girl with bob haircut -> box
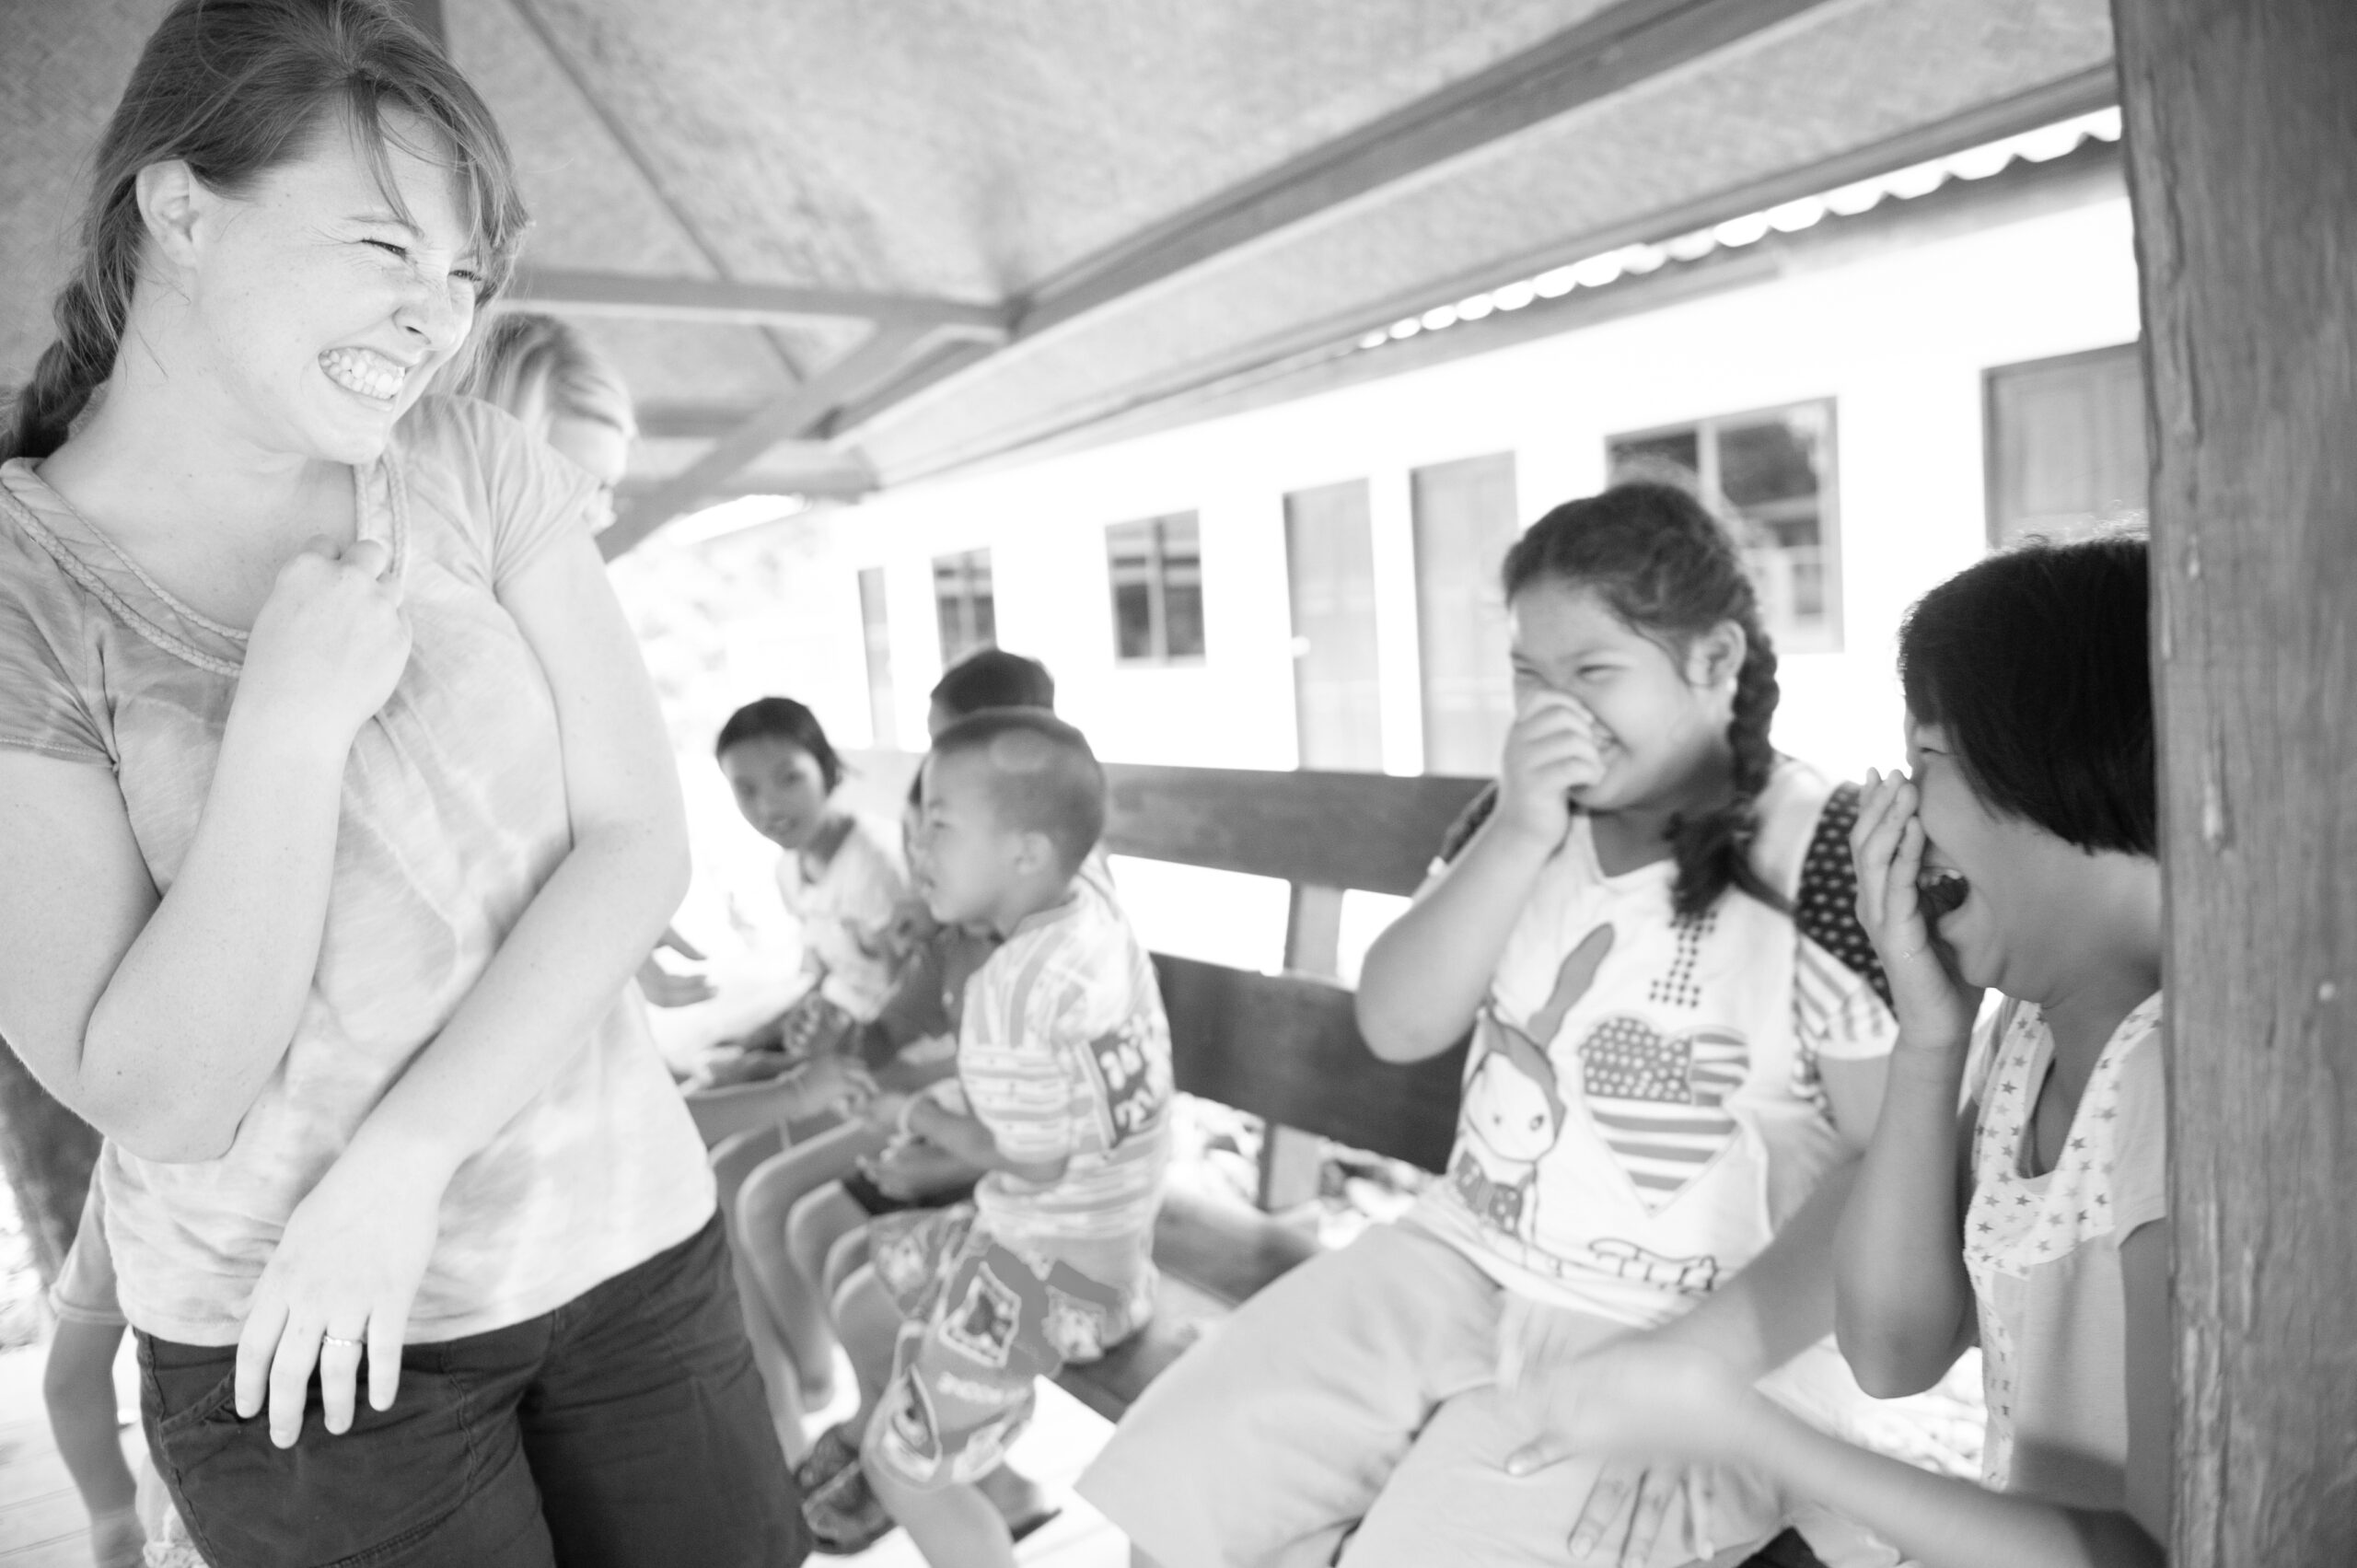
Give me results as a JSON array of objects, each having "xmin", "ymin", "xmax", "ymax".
[
  {"xmin": 1514, "ymin": 533, "xmax": 2168, "ymax": 1568},
  {"xmin": 1084, "ymin": 481, "xmax": 1913, "ymax": 1568},
  {"xmin": 0, "ymin": 2, "xmax": 802, "ymax": 1562}
]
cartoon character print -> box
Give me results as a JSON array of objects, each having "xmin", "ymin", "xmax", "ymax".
[
  {"xmin": 1575, "ymin": 1236, "xmax": 1721, "ymax": 1295},
  {"xmin": 1453, "ymin": 925, "xmax": 1614, "ymax": 1242},
  {"xmin": 939, "ymin": 1263, "xmax": 1025, "ymax": 1369}
]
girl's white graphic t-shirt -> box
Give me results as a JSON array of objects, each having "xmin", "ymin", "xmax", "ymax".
[
  {"xmin": 776, "ymin": 812, "xmax": 909, "ymax": 1021},
  {"xmin": 1411, "ymin": 760, "xmax": 1898, "ymax": 1330}
]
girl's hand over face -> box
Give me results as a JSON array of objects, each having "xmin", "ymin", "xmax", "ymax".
[
  {"xmin": 1851, "ymin": 770, "xmax": 1983, "ymax": 1052},
  {"xmin": 233, "ymin": 1151, "xmax": 443, "ymax": 1449},
  {"xmin": 238, "ymin": 538, "xmax": 412, "ymax": 756},
  {"xmin": 1497, "ymin": 689, "xmax": 1604, "ymax": 849}
]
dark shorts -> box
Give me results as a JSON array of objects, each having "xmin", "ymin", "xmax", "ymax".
[
  {"xmin": 140, "ymin": 1213, "xmax": 808, "ymax": 1568},
  {"xmin": 837, "ymin": 1165, "xmax": 980, "ymax": 1219}
]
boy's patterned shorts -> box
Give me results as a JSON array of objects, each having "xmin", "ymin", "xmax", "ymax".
[{"xmin": 864, "ymin": 1204, "xmax": 1147, "ymax": 1488}]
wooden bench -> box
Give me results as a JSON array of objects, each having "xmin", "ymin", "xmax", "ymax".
[{"xmin": 842, "ymin": 751, "xmax": 1485, "ymax": 1421}]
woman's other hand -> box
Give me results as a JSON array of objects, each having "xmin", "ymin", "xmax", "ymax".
[
  {"xmin": 233, "ymin": 1151, "xmax": 444, "ymax": 1448},
  {"xmin": 1851, "ymin": 769, "xmax": 1983, "ymax": 1051},
  {"xmin": 238, "ymin": 537, "xmax": 412, "ymax": 754}
]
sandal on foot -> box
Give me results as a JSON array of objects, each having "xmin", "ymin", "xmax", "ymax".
[{"xmin": 802, "ymin": 1459, "xmax": 896, "ymax": 1557}]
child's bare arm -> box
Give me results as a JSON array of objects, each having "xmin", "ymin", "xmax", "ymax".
[
  {"xmin": 1835, "ymin": 771, "xmax": 1982, "ymax": 1393},
  {"xmin": 1522, "ymin": 1339, "xmax": 2162, "ymax": 1568},
  {"xmin": 872, "ymin": 1094, "xmax": 1067, "ymax": 1184},
  {"xmin": 1730, "ymin": 1388, "xmax": 2162, "ymax": 1568},
  {"xmin": 1357, "ymin": 691, "xmax": 1600, "ymax": 1063},
  {"xmin": 43, "ymin": 1318, "xmax": 143, "ymax": 1564}
]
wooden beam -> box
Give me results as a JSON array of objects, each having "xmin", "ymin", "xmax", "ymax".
[
  {"xmin": 2111, "ymin": 0, "xmax": 2357, "ymax": 1561},
  {"xmin": 851, "ymin": 66, "xmax": 2119, "ymax": 467},
  {"xmin": 505, "ymin": 269, "xmax": 1009, "ymax": 338},
  {"xmin": 634, "ymin": 405, "xmax": 796, "ymax": 442},
  {"xmin": 1016, "ymin": 0, "xmax": 1838, "ymax": 340},
  {"xmin": 599, "ymin": 321, "xmax": 935, "ymax": 557},
  {"xmin": 837, "ymin": 751, "xmax": 1488, "ymax": 897}
]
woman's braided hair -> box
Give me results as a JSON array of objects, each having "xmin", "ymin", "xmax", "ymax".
[
  {"xmin": 1500, "ymin": 480, "xmax": 1784, "ymax": 920},
  {"xmin": 2, "ymin": 0, "xmax": 526, "ymax": 464}
]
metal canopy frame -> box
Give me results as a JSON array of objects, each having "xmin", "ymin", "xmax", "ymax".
[{"xmin": 449, "ymin": 0, "xmax": 2111, "ymax": 552}]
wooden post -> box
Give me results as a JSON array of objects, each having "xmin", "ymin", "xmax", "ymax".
[
  {"xmin": 0, "ymin": 1040, "xmax": 99, "ymax": 1289},
  {"xmin": 1259, "ymin": 886, "xmax": 1347, "ymax": 1211},
  {"xmin": 2111, "ymin": 2, "xmax": 2357, "ymax": 1560}
]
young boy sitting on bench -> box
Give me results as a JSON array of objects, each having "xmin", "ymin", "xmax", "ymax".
[{"xmin": 800, "ymin": 709, "xmax": 1174, "ymax": 1566}]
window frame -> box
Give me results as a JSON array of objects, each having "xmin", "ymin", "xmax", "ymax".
[
  {"xmin": 1980, "ymin": 341, "xmax": 2147, "ymax": 549},
  {"xmin": 1607, "ymin": 399, "xmax": 1844, "ymax": 656},
  {"xmin": 932, "ymin": 548, "xmax": 996, "ymax": 668},
  {"xmin": 1105, "ymin": 511, "xmax": 1206, "ymax": 667}
]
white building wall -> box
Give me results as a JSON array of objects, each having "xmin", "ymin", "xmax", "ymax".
[{"xmin": 793, "ymin": 191, "xmax": 2141, "ymax": 786}]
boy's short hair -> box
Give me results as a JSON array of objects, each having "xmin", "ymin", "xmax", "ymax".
[
  {"xmin": 932, "ymin": 648, "xmax": 1057, "ymax": 717},
  {"xmin": 1899, "ymin": 532, "xmax": 2154, "ymax": 856},
  {"xmin": 714, "ymin": 696, "xmax": 842, "ymax": 792},
  {"xmin": 929, "ymin": 709, "xmax": 1106, "ymax": 874}
]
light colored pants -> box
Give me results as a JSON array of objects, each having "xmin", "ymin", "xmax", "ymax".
[{"xmin": 1077, "ymin": 1222, "xmax": 1813, "ymax": 1568}]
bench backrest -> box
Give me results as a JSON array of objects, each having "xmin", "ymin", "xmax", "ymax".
[{"xmin": 841, "ymin": 751, "xmax": 1485, "ymax": 1173}]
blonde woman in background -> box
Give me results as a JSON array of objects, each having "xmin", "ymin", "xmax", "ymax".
[
  {"xmin": 461, "ymin": 311, "xmax": 714, "ymax": 1008},
  {"xmin": 459, "ymin": 311, "xmax": 634, "ymax": 527}
]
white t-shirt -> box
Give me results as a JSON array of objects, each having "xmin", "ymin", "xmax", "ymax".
[
  {"xmin": 1411, "ymin": 761, "xmax": 1898, "ymax": 1328},
  {"xmin": 1965, "ymin": 993, "xmax": 2165, "ymax": 1508},
  {"xmin": 774, "ymin": 812, "xmax": 908, "ymax": 1020}
]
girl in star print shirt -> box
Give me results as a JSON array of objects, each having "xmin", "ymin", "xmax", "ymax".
[
  {"xmin": 1521, "ymin": 535, "xmax": 2168, "ymax": 1568},
  {"xmin": 1080, "ymin": 482, "xmax": 1913, "ymax": 1568}
]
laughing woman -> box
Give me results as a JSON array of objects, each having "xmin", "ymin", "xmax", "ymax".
[{"xmin": 0, "ymin": 4, "xmax": 803, "ymax": 1564}]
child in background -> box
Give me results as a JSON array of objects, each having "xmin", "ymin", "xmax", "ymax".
[
  {"xmin": 736, "ymin": 648, "xmax": 1062, "ymax": 1412},
  {"xmin": 682, "ymin": 696, "xmax": 905, "ymax": 1454},
  {"xmin": 695, "ymin": 697, "xmax": 907, "ymax": 1091},
  {"xmin": 1517, "ymin": 535, "xmax": 2167, "ymax": 1568},
  {"xmin": 801, "ymin": 710, "xmax": 1173, "ymax": 1567},
  {"xmin": 42, "ymin": 1182, "xmax": 204, "ymax": 1568},
  {"xmin": 1082, "ymin": 481, "xmax": 1906, "ymax": 1568}
]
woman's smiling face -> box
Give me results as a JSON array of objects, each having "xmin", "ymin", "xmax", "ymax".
[
  {"xmin": 1507, "ymin": 579, "xmax": 1735, "ymax": 815},
  {"xmin": 169, "ymin": 111, "xmax": 482, "ymax": 465}
]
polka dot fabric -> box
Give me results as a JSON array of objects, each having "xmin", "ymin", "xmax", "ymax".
[{"xmin": 1793, "ymin": 783, "xmax": 1890, "ymax": 1008}]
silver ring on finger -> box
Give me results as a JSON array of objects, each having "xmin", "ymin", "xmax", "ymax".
[{"xmin": 321, "ymin": 1333, "xmax": 365, "ymax": 1350}]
